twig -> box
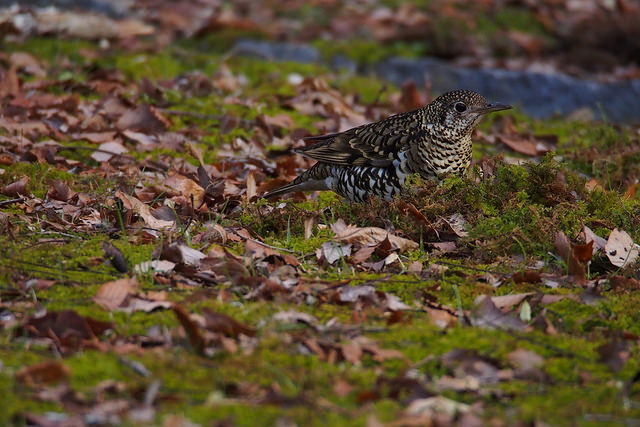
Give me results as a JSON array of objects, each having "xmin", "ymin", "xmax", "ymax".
[
  {"xmin": 61, "ymin": 145, "xmax": 136, "ymax": 161},
  {"xmin": 0, "ymin": 197, "xmax": 24, "ymax": 207}
]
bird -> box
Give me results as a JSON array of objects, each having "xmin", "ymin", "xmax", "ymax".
[{"xmin": 263, "ymin": 90, "xmax": 511, "ymax": 202}]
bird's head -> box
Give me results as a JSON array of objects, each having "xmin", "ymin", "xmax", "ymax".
[{"xmin": 428, "ymin": 90, "xmax": 511, "ymax": 137}]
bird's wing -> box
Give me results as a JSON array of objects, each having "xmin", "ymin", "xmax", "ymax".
[{"xmin": 296, "ymin": 112, "xmax": 424, "ymax": 167}]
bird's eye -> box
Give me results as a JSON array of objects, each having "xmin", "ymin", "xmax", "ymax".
[{"xmin": 454, "ymin": 102, "xmax": 467, "ymax": 113}]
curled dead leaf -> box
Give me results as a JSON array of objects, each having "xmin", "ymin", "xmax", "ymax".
[
  {"xmin": 1, "ymin": 176, "xmax": 29, "ymax": 196},
  {"xmin": 116, "ymin": 190, "xmax": 175, "ymax": 230},
  {"xmin": 331, "ymin": 219, "xmax": 418, "ymax": 253}
]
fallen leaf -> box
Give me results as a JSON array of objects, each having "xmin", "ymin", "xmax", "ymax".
[
  {"xmin": 46, "ymin": 179, "xmax": 75, "ymax": 202},
  {"xmin": 582, "ymin": 225, "xmax": 607, "ymax": 254},
  {"xmin": 116, "ymin": 190, "xmax": 175, "ymax": 230},
  {"xmin": 331, "ymin": 219, "xmax": 418, "ymax": 252},
  {"xmin": 161, "ymin": 242, "xmax": 207, "ymax": 266},
  {"xmin": 118, "ymin": 298, "xmax": 172, "ymax": 314},
  {"xmin": 117, "ymin": 104, "xmax": 170, "ymax": 133},
  {"xmin": 245, "ymin": 170, "xmax": 257, "ymax": 201},
  {"xmin": 498, "ymin": 133, "xmax": 555, "ymax": 156},
  {"xmin": 605, "ymin": 228, "xmax": 639, "ymax": 267},
  {"xmin": 341, "ymin": 342, "xmax": 363, "ymax": 365},
  {"xmin": 1, "ymin": 176, "xmax": 29, "ymax": 196},
  {"xmin": 91, "ymin": 141, "xmax": 128, "ymax": 162},
  {"xmin": 203, "ymin": 308, "xmax": 256, "ymax": 338},
  {"xmin": 94, "ymin": 277, "xmax": 138, "ymax": 311},
  {"xmin": 317, "ymin": 241, "xmax": 352, "ymax": 264},
  {"xmin": 609, "ymin": 275, "xmax": 640, "ymax": 292},
  {"xmin": 485, "ymin": 292, "xmax": 534, "ymax": 310},
  {"xmin": 398, "ymin": 80, "xmax": 425, "ymax": 112},
  {"xmin": 511, "ymin": 270, "xmax": 541, "ymax": 283},
  {"xmin": 507, "ymin": 348, "xmax": 544, "ymax": 369},
  {"xmin": 351, "ymin": 245, "xmax": 376, "ymax": 264},
  {"xmin": 423, "ymin": 304, "xmax": 458, "ymax": 329},
  {"xmin": 303, "ymin": 217, "xmax": 315, "ymax": 240},
  {"xmin": 443, "ymin": 213, "xmax": 469, "ymax": 237},
  {"xmin": 164, "ymin": 175, "xmax": 205, "ymax": 207},
  {"xmin": 554, "ymin": 231, "xmax": 587, "ymax": 284},
  {"xmin": 471, "ymin": 296, "xmax": 529, "ymax": 331},
  {"xmin": 273, "ymin": 310, "xmax": 318, "ymax": 327},
  {"xmin": 172, "ymin": 304, "xmax": 205, "ymax": 354},
  {"xmin": 14, "ymin": 310, "xmax": 113, "ymax": 345},
  {"xmin": 16, "ymin": 361, "xmax": 71, "ymax": 387},
  {"xmin": 134, "ymin": 260, "xmax": 176, "ymax": 274}
]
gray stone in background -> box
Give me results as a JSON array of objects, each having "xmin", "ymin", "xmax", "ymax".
[
  {"xmin": 375, "ymin": 57, "xmax": 640, "ymax": 123},
  {"xmin": 233, "ymin": 40, "xmax": 320, "ymax": 64},
  {"xmin": 0, "ymin": 0, "xmax": 131, "ymax": 17},
  {"xmin": 234, "ymin": 40, "xmax": 640, "ymax": 124}
]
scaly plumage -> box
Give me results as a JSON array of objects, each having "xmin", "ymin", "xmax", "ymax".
[{"xmin": 263, "ymin": 90, "xmax": 511, "ymax": 202}]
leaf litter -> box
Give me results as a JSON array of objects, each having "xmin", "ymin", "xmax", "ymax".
[{"xmin": 0, "ymin": 2, "xmax": 639, "ymax": 425}]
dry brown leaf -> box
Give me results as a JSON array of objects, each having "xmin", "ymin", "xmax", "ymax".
[
  {"xmin": 164, "ymin": 175, "xmax": 205, "ymax": 207},
  {"xmin": 1, "ymin": 176, "xmax": 29, "ymax": 196},
  {"xmin": 10, "ymin": 52, "xmax": 46, "ymax": 77},
  {"xmin": 341, "ymin": 342, "xmax": 363, "ymax": 365},
  {"xmin": 471, "ymin": 296, "xmax": 529, "ymax": 331},
  {"xmin": 16, "ymin": 361, "xmax": 71, "ymax": 387},
  {"xmin": 498, "ymin": 134, "xmax": 554, "ymax": 156},
  {"xmin": 554, "ymin": 231, "xmax": 587, "ymax": 284},
  {"xmin": 424, "ymin": 305, "xmax": 458, "ymax": 329},
  {"xmin": 511, "ymin": 270, "xmax": 541, "ymax": 283},
  {"xmin": 172, "ymin": 304, "xmax": 205, "ymax": 354},
  {"xmin": 331, "ymin": 219, "xmax": 418, "ymax": 252},
  {"xmin": 507, "ymin": 348, "xmax": 544, "ymax": 369},
  {"xmin": 609, "ymin": 275, "xmax": 640, "ymax": 292},
  {"xmin": 47, "ymin": 179, "xmax": 75, "ymax": 202},
  {"xmin": 14, "ymin": 310, "xmax": 113, "ymax": 344},
  {"xmin": 598, "ymin": 340, "xmax": 630, "ymax": 372},
  {"xmin": 351, "ymin": 245, "xmax": 376, "ymax": 264},
  {"xmin": 115, "ymin": 190, "xmax": 175, "ymax": 230},
  {"xmin": 203, "ymin": 308, "xmax": 256, "ymax": 338},
  {"xmin": 94, "ymin": 277, "xmax": 138, "ymax": 311},
  {"xmin": 116, "ymin": 104, "xmax": 170, "ymax": 133},
  {"xmin": 489, "ymin": 293, "xmax": 535, "ymax": 310},
  {"xmin": 245, "ymin": 170, "xmax": 257, "ymax": 201},
  {"xmin": 0, "ymin": 65, "xmax": 19, "ymax": 97},
  {"xmin": 304, "ymin": 217, "xmax": 315, "ymax": 240}
]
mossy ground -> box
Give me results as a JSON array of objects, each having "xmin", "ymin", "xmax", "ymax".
[{"xmin": 0, "ymin": 36, "xmax": 639, "ymax": 427}]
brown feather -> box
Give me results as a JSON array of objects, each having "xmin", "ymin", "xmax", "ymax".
[{"xmin": 296, "ymin": 110, "xmax": 426, "ymax": 168}]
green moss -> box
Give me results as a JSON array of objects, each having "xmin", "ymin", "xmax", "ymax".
[{"xmin": 2, "ymin": 25, "xmax": 640, "ymax": 427}]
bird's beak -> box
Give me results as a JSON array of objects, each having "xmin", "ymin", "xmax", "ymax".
[{"xmin": 474, "ymin": 102, "xmax": 512, "ymax": 115}]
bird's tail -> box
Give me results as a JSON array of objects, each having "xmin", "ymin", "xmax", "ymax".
[
  {"xmin": 262, "ymin": 163, "xmax": 333, "ymax": 200},
  {"xmin": 262, "ymin": 177, "xmax": 329, "ymax": 200}
]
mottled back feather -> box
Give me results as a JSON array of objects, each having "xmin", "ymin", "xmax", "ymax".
[{"xmin": 296, "ymin": 109, "xmax": 426, "ymax": 167}]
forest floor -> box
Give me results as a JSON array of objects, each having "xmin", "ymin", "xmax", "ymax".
[{"xmin": 1, "ymin": 2, "xmax": 640, "ymax": 426}]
